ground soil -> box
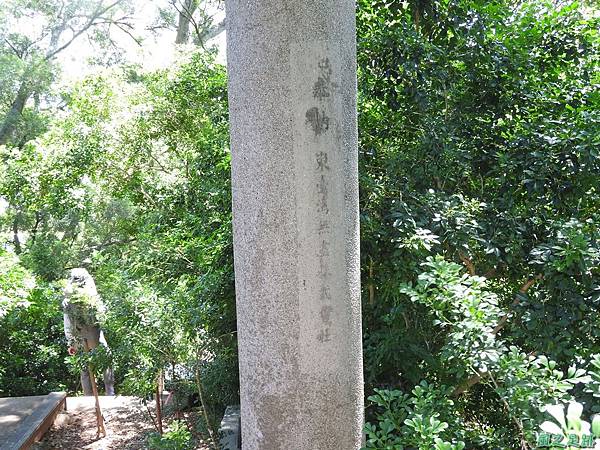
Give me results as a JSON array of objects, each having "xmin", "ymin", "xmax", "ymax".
[{"xmin": 33, "ymin": 396, "xmax": 212, "ymax": 449}]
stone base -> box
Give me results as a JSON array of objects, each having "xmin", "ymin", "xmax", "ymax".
[{"xmin": 219, "ymin": 405, "xmax": 241, "ymax": 450}]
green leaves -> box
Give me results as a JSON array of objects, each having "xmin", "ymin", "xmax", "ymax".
[
  {"xmin": 433, "ymin": 439, "xmax": 465, "ymax": 450},
  {"xmin": 147, "ymin": 420, "xmax": 193, "ymax": 450},
  {"xmin": 399, "ymin": 257, "xmax": 503, "ymax": 379},
  {"xmin": 592, "ymin": 415, "xmax": 600, "ymax": 437},
  {"xmin": 360, "ymin": 1, "xmax": 599, "ymax": 447},
  {"xmin": 364, "ymin": 382, "xmax": 464, "ymax": 450},
  {"xmin": 0, "ymin": 269, "xmax": 68, "ymax": 396},
  {"xmin": 0, "ymin": 249, "xmax": 34, "ymax": 317}
]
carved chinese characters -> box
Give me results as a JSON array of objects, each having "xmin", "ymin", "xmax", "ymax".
[{"xmin": 292, "ymin": 45, "xmax": 348, "ymax": 372}]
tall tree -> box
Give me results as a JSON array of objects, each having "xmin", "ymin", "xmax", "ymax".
[{"xmin": 0, "ymin": 0, "xmax": 135, "ymax": 146}]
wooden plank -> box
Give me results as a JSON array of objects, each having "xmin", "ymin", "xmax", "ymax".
[{"xmin": 0, "ymin": 392, "xmax": 67, "ymax": 450}]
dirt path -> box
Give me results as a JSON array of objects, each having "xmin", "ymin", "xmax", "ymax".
[{"xmin": 33, "ymin": 396, "xmax": 211, "ymax": 449}]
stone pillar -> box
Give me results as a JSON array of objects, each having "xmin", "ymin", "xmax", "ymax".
[{"xmin": 226, "ymin": 1, "xmax": 363, "ymax": 448}]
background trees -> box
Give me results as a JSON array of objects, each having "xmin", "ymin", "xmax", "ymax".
[
  {"xmin": 0, "ymin": 0, "xmax": 598, "ymax": 448},
  {"xmin": 0, "ymin": 0, "xmax": 138, "ymax": 146},
  {"xmin": 0, "ymin": 51, "xmax": 237, "ymax": 427}
]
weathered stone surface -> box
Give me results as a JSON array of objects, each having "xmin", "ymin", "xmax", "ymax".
[{"xmin": 226, "ymin": 1, "xmax": 364, "ymax": 448}]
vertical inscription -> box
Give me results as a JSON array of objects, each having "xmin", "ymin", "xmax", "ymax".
[
  {"xmin": 292, "ymin": 42, "xmax": 345, "ymax": 372},
  {"xmin": 307, "ymin": 56, "xmax": 336, "ymax": 344}
]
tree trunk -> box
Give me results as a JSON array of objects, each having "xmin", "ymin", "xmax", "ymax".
[
  {"xmin": 80, "ymin": 368, "xmax": 94, "ymax": 396},
  {"xmin": 155, "ymin": 379, "xmax": 163, "ymax": 435},
  {"xmin": 226, "ymin": 1, "xmax": 364, "ymax": 448},
  {"xmin": 175, "ymin": 0, "xmax": 197, "ymax": 44},
  {"xmin": 0, "ymin": 82, "xmax": 31, "ymax": 146},
  {"xmin": 12, "ymin": 214, "xmax": 22, "ymax": 255},
  {"xmin": 83, "ymin": 338, "xmax": 106, "ymax": 438},
  {"xmin": 30, "ymin": 211, "xmax": 42, "ymax": 245},
  {"xmin": 63, "ymin": 269, "xmax": 115, "ymax": 396}
]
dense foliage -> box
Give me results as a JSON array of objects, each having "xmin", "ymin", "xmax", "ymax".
[
  {"xmin": 0, "ymin": 250, "xmax": 68, "ymax": 396},
  {"xmin": 0, "ymin": 0, "xmax": 599, "ymax": 448},
  {"xmin": 358, "ymin": 0, "xmax": 599, "ymax": 448}
]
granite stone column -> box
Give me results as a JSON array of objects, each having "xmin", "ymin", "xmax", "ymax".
[{"xmin": 226, "ymin": 1, "xmax": 364, "ymax": 448}]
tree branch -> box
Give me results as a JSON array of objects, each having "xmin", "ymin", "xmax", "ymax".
[
  {"xmin": 44, "ymin": 0, "xmax": 127, "ymax": 60},
  {"xmin": 200, "ymin": 18, "xmax": 225, "ymax": 44},
  {"xmin": 3, "ymin": 38, "xmax": 23, "ymax": 59},
  {"xmin": 459, "ymin": 252, "xmax": 476, "ymax": 276},
  {"xmin": 492, "ymin": 274, "xmax": 543, "ymax": 335}
]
